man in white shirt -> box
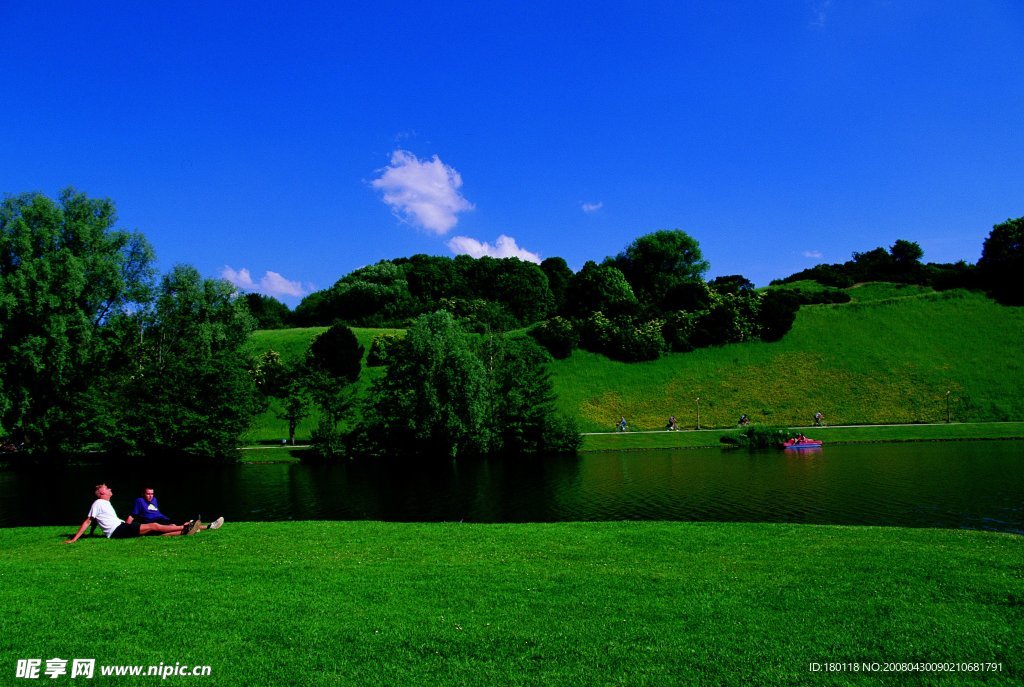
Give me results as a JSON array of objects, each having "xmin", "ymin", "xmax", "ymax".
[{"xmin": 65, "ymin": 484, "xmax": 200, "ymax": 542}]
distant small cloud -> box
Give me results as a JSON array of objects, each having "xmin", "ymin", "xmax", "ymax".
[
  {"xmin": 802, "ymin": 250, "xmax": 824, "ymax": 259},
  {"xmin": 371, "ymin": 149, "xmax": 474, "ymax": 235},
  {"xmin": 808, "ymin": 0, "xmax": 832, "ymax": 28},
  {"xmin": 581, "ymin": 201, "xmax": 603, "ymax": 214},
  {"xmin": 446, "ymin": 235, "xmax": 542, "ymax": 264},
  {"xmin": 221, "ymin": 266, "xmax": 307, "ymax": 299}
]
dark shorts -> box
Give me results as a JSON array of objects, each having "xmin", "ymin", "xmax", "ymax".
[{"xmin": 110, "ymin": 522, "xmax": 142, "ymax": 539}]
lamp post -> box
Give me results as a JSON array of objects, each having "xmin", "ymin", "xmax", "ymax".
[
  {"xmin": 945, "ymin": 390, "xmax": 951, "ymax": 424},
  {"xmin": 695, "ymin": 397, "xmax": 701, "ymax": 430}
]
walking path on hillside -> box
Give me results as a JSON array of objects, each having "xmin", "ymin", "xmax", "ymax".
[{"xmin": 582, "ymin": 421, "xmax": 1022, "ymax": 435}]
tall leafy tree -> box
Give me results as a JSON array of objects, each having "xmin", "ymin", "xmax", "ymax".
[
  {"xmin": 109, "ymin": 265, "xmax": 260, "ymax": 459},
  {"xmin": 305, "ymin": 322, "xmax": 363, "ymax": 455},
  {"xmin": 243, "ymin": 293, "xmax": 292, "ymax": 329},
  {"xmin": 360, "ymin": 311, "xmax": 495, "ymax": 459},
  {"xmin": 490, "ymin": 258, "xmax": 555, "ymax": 325},
  {"xmin": 889, "ymin": 239, "xmax": 924, "ymax": 268},
  {"xmin": 564, "ymin": 261, "xmax": 638, "ymax": 318},
  {"xmin": 481, "ymin": 335, "xmax": 580, "ymax": 455},
  {"xmin": 0, "ymin": 189, "xmax": 154, "ymax": 454},
  {"xmin": 357, "ymin": 312, "xmax": 579, "ymax": 459},
  {"xmin": 609, "ymin": 230, "xmax": 709, "ymax": 313},
  {"xmin": 540, "ymin": 257, "xmax": 573, "ymax": 313},
  {"xmin": 400, "ymin": 254, "xmax": 468, "ymax": 309},
  {"xmin": 978, "ymin": 217, "xmax": 1024, "ymax": 305}
]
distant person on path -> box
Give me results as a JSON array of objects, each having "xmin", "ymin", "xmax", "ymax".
[
  {"xmin": 666, "ymin": 416, "xmax": 678, "ymax": 431},
  {"xmin": 66, "ymin": 484, "xmax": 200, "ymax": 543},
  {"xmin": 618, "ymin": 417, "xmax": 628, "ymax": 432},
  {"xmin": 738, "ymin": 414, "xmax": 750, "ymax": 426},
  {"xmin": 126, "ymin": 487, "xmax": 224, "ymax": 531},
  {"xmin": 814, "ymin": 411, "xmax": 825, "ymax": 427}
]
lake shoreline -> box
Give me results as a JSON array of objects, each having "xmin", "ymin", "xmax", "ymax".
[{"xmin": 2, "ymin": 422, "xmax": 1021, "ymax": 467}]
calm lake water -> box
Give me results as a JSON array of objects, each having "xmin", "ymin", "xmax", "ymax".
[{"xmin": 2, "ymin": 441, "xmax": 1021, "ymax": 533}]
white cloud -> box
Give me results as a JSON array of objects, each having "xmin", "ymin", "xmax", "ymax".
[
  {"xmin": 809, "ymin": 0, "xmax": 832, "ymax": 28},
  {"xmin": 446, "ymin": 235, "xmax": 542, "ymax": 264},
  {"xmin": 802, "ymin": 250, "xmax": 824, "ymax": 259},
  {"xmin": 221, "ymin": 266, "xmax": 307, "ymax": 299},
  {"xmin": 581, "ymin": 201, "xmax": 603, "ymax": 214},
  {"xmin": 371, "ymin": 149, "xmax": 474, "ymax": 234}
]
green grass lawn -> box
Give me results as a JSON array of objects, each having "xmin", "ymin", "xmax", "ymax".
[{"xmin": 2, "ymin": 522, "xmax": 1020, "ymax": 685}]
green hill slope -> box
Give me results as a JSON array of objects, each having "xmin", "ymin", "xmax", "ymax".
[
  {"xmin": 243, "ymin": 287, "xmax": 1024, "ymax": 441},
  {"xmin": 554, "ymin": 288, "xmax": 1024, "ymax": 431}
]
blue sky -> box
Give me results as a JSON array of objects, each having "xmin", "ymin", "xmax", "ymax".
[{"xmin": 2, "ymin": 1, "xmax": 1022, "ymax": 304}]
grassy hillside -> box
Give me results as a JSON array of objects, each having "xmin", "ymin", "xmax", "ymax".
[
  {"xmin": 554, "ymin": 288, "xmax": 1024, "ymax": 432},
  {"xmin": 242, "ymin": 286, "xmax": 1024, "ymax": 441},
  {"xmin": 4, "ymin": 522, "xmax": 1020, "ymax": 685}
]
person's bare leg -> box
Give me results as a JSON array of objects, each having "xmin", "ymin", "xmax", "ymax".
[{"xmin": 139, "ymin": 522, "xmax": 187, "ymax": 536}]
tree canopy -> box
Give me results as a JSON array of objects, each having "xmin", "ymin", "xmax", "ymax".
[
  {"xmin": 0, "ymin": 189, "xmax": 155, "ymax": 454},
  {"xmin": 243, "ymin": 293, "xmax": 293, "ymax": 329},
  {"xmin": 609, "ymin": 229, "xmax": 709, "ymax": 313},
  {"xmin": 106, "ymin": 265, "xmax": 260, "ymax": 459},
  {"xmin": 978, "ymin": 217, "xmax": 1024, "ymax": 305},
  {"xmin": 0, "ymin": 190, "xmax": 263, "ymax": 460},
  {"xmin": 354, "ymin": 312, "xmax": 579, "ymax": 459}
]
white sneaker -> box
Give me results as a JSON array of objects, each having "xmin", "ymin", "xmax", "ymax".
[{"xmin": 209, "ymin": 517, "xmax": 225, "ymax": 530}]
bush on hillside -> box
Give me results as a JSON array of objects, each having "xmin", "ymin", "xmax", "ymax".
[
  {"xmin": 616, "ymin": 319, "xmax": 666, "ymax": 361},
  {"xmin": 439, "ymin": 297, "xmax": 517, "ymax": 333},
  {"xmin": 366, "ymin": 334, "xmax": 399, "ymax": 367},
  {"xmin": 688, "ymin": 293, "xmax": 761, "ymax": 347},
  {"xmin": 722, "ymin": 426, "xmax": 794, "ymax": 449},
  {"xmin": 661, "ymin": 310, "xmax": 697, "ymax": 352},
  {"xmin": 529, "ymin": 316, "xmax": 578, "ymax": 359},
  {"xmin": 758, "ymin": 290, "xmax": 800, "ymax": 342},
  {"xmin": 578, "ymin": 312, "xmax": 665, "ymax": 362}
]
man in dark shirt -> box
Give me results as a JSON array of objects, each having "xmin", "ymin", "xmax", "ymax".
[
  {"xmin": 126, "ymin": 487, "xmax": 224, "ymax": 530},
  {"xmin": 128, "ymin": 487, "xmax": 173, "ymax": 525}
]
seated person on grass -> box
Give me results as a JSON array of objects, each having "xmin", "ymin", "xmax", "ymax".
[
  {"xmin": 126, "ymin": 487, "xmax": 224, "ymax": 530},
  {"xmin": 65, "ymin": 484, "xmax": 201, "ymax": 543},
  {"xmin": 128, "ymin": 486, "xmax": 173, "ymax": 525}
]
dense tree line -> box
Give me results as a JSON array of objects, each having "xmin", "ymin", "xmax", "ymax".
[
  {"xmin": 771, "ymin": 239, "xmax": 969, "ymax": 290},
  {"xmin": 525, "ymin": 230, "xmax": 806, "ymax": 361},
  {"xmin": 769, "ymin": 223, "xmax": 1023, "ymax": 306},
  {"xmin": 286, "ymin": 229, "xmax": 808, "ymax": 363},
  {"xmin": 1, "ymin": 190, "xmax": 259, "ymax": 460},
  {"xmin": 290, "ymin": 254, "xmax": 555, "ymax": 331},
  {"xmin": 281, "ymin": 223, "xmax": 1024, "ymax": 365}
]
